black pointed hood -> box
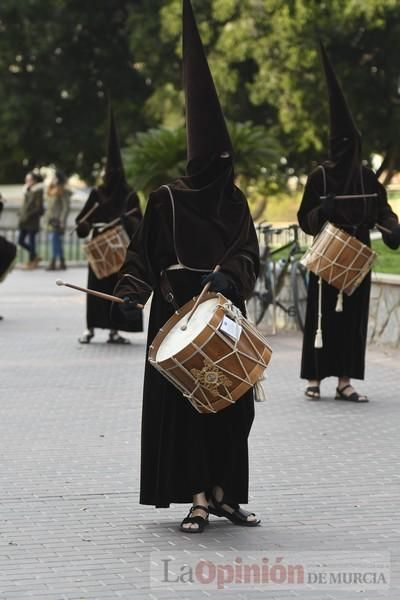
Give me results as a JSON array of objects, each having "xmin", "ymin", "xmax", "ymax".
[
  {"xmin": 103, "ymin": 105, "xmax": 126, "ymax": 191},
  {"xmin": 144, "ymin": 0, "xmax": 257, "ymax": 273},
  {"xmin": 319, "ymin": 41, "xmax": 362, "ymax": 192},
  {"xmin": 183, "ymin": 0, "xmax": 232, "ymax": 170},
  {"xmin": 319, "ymin": 41, "xmax": 360, "ymax": 141}
]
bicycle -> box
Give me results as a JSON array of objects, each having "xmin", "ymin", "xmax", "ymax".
[{"xmin": 247, "ymin": 223, "xmax": 309, "ymax": 331}]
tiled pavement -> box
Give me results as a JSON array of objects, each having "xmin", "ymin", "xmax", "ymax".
[{"xmin": 0, "ymin": 267, "xmax": 399, "ymax": 600}]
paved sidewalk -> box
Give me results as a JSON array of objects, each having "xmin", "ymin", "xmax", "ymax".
[{"xmin": 0, "ymin": 267, "xmax": 399, "ymax": 600}]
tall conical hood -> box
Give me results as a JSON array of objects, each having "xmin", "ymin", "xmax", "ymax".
[
  {"xmin": 104, "ymin": 105, "xmax": 126, "ymax": 189},
  {"xmin": 319, "ymin": 41, "xmax": 362, "ymax": 192},
  {"xmin": 183, "ymin": 0, "xmax": 232, "ymax": 166},
  {"xmin": 319, "ymin": 41, "xmax": 361, "ymax": 144}
]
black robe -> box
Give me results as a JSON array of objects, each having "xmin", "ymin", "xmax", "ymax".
[
  {"xmin": 0, "ymin": 200, "xmax": 17, "ymax": 280},
  {"xmin": 76, "ymin": 186, "xmax": 143, "ymax": 331},
  {"xmin": 112, "ymin": 176, "xmax": 259, "ymax": 508},
  {"xmin": 298, "ymin": 164, "xmax": 398, "ymax": 380}
]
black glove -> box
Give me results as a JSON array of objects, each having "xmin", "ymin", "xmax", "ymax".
[
  {"xmin": 76, "ymin": 221, "xmax": 91, "ymax": 238},
  {"xmin": 200, "ymin": 271, "xmax": 233, "ymax": 294},
  {"xmin": 321, "ymin": 193, "xmax": 336, "ymax": 221},
  {"xmin": 118, "ymin": 296, "xmax": 142, "ymax": 322},
  {"xmin": 385, "ymin": 225, "xmax": 400, "ymax": 250}
]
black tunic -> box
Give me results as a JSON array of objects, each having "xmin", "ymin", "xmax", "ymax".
[
  {"xmin": 112, "ymin": 178, "xmax": 259, "ymax": 508},
  {"xmin": 298, "ymin": 164, "xmax": 398, "ymax": 380},
  {"xmin": 76, "ymin": 187, "xmax": 143, "ymax": 331}
]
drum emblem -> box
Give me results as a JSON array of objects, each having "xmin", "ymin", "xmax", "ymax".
[{"xmin": 191, "ymin": 358, "xmax": 232, "ymax": 397}]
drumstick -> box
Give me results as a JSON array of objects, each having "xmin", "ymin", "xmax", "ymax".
[
  {"xmin": 55, "ymin": 279, "xmax": 144, "ymax": 308},
  {"xmin": 69, "ymin": 202, "xmax": 100, "ymax": 235},
  {"xmin": 320, "ymin": 193, "xmax": 378, "ymax": 200},
  {"xmin": 180, "ymin": 265, "xmax": 221, "ymax": 331},
  {"xmin": 98, "ymin": 207, "xmax": 139, "ymax": 233},
  {"xmin": 375, "ymin": 223, "xmax": 393, "ymax": 235}
]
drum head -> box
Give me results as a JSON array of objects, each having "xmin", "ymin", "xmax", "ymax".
[{"xmin": 156, "ymin": 297, "xmax": 219, "ymax": 362}]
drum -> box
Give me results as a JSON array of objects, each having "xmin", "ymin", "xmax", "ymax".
[
  {"xmin": 148, "ymin": 293, "xmax": 273, "ymax": 414},
  {"xmin": 300, "ymin": 222, "xmax": 376, "ymax": 295},
  {"xmin": 84, "ymin": 225, "xmax": 130, "ymax": 279}
]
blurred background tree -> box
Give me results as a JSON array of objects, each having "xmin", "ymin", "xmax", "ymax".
[
  {"xmin": 0, "ymin": 0, "xmax": 149, "ymax": 182},
  {"xmin": 0, "ymin": 0, "xmax": 400, "ymax": 199},
  {"xmin": 127, "ymin": 0, "xmax": 400, "ymax": 186}
]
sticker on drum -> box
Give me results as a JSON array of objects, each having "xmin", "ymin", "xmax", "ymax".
[{"xmin": 219, "ymin": 315, "xmax": 242, "ymax": 341}]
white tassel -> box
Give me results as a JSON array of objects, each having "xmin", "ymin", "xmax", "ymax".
[
  {"xmin": 254, "ymin": 379, "xmax": 267, "ymax": 402},
  {"xmin": 314, "ymin": 329, "xmax": 323, "ymax": 348},
  {"xmin": 314, "ymin": 276, "xmax": 323, "ymax": 349},
  {"xmin": 335, "ymin": 291, "xmax": 343, "ymax": 312}
]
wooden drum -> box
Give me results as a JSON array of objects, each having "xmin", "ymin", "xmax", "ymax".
[
  {"xmin": 148, "ymin": 293, "xmax": 273, "ymax": 414},
  {"xmin": 301, "ymin": 222, "xmax": 376, "ymax": 295},
  {"xmin": 84, "ymin": 225, "xmax": 130, "ymax": 280}
]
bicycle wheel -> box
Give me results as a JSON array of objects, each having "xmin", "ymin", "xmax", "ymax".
[
  {"xmin": 247, "ymin": 274, "xmax": 272, "ymax": 326},
  {"xmin": 291, "ymin": 260, "xmax": 309, "ymax": 332}
]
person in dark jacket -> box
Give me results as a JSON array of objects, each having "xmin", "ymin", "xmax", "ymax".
[
  {"xmin": 18, "ymin": 172, "xmax": 44, "ymax": 269},
  {"xmin": 76, "ymin": 107, "xmax": 143, "ymax": 344},
  {"xmin": 111, "ymin": 0, "xmax": 260, "ymax": 533},
  {"xmin": 298, "ymin": 42, "xmax": 400, "ymax": 402},
  {"xmin": 45, "ymin": 170, "xmax": 71, "ymax": 271}
]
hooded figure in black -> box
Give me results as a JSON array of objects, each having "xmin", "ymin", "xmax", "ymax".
[
  {"xmin": 111, "ymin": 0, "xmax": 260, "ymax": 531},
  {"xmin": 76, "ymin": 107, "xmax": 143, "ymax": 344},
  {"xmin": 298, "ymin": 42, "xmax": 400, "ymax": 401}
]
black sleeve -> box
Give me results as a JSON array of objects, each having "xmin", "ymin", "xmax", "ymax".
[
  {"xmin": 113, "ymin": 195, "xmax": 156, "ymax": 306},
  {"xmin": 75, "ymin": 190, "xmax": 99, "ymax": 237},
  {"xmin": 121, "ymin": 191, "xmax": 142, "ymax": 239},
  {"xmin": 220, "ymin": 218, "xmax": 260, "ymax": 300},
  {"xmin": 297, "ymin": 169, "xmax": 329, "ymax": 236},
  {"xmin": 375, "ymin": 181, "xmax": 400, "ymax": 249}
]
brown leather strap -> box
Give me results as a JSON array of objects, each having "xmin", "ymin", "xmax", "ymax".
[{"xmin": 159, "ymin": 270, "xmax": 179, "ymax": 310}]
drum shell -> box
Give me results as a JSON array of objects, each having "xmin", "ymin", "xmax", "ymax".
[
  {"xmin": 301, "ymin": 223, "xmax": 376, "ymax": 295},
  {"xmin": 84, "ymin": 225, "xmax": 130, "ymax": 280},
  {"xmin": 148, "ymin": 293, "xmax": 272, "ymax": 414}
]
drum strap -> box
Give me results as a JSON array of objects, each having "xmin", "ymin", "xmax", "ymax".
[{"xmin": 159, "ymin": 269, "xmax": 179, "ymax": 310}]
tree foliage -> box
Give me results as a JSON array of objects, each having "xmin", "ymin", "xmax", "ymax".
[
  {"xmin": 1, "ymin": 0, "xmax": 400, "ymax": 186},
  {"xmin": 0, "ymin": 0, "xmax": 150, "ymax": 182},
  {"xmin": 123, "ymin": 120, "xmax": 281, "ymax": 196},
  {"xmin": 128, "ymin": 0, "xmax": 400, "ymax": 179}
]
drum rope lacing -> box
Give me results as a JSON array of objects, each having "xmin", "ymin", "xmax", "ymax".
[
  {"xmin": 182, "ymin": 299, "xmax": 270, "ymax": 413},
  {"xmin": 149, "ymin": 296, "xmax": 271, "ymax": 414}
]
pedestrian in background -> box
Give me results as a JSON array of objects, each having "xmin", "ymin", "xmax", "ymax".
[
  {"xmin": 18, "ymin": 171, "xmax": 44, "ymax": 270},
  {"xmin": 45, "ymin": 171, "xmax": 71, "ymax": 270}
]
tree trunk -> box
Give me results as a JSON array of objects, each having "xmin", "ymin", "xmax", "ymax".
[{"xmin": 251, "ymin": 197, "xmax": 267, "ymax": 221}]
